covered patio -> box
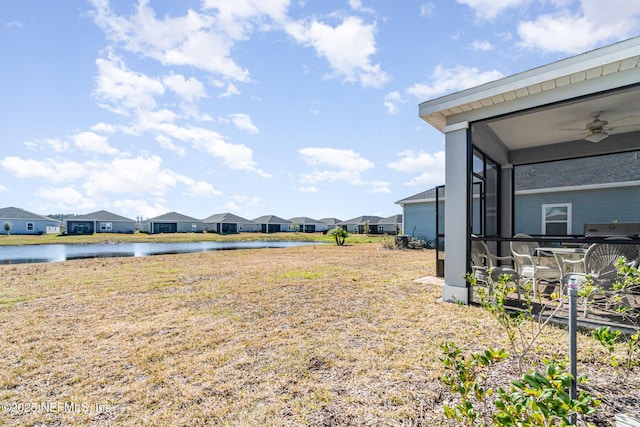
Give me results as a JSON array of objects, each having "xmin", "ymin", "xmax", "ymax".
[{"xmin": 418, "ymin": 37, "xmax": 640, "ymax": 328}]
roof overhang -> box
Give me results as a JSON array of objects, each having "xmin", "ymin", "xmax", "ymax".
[{"xmin": 419, "ymin": 37, "xmax": 640, "ymax": 161}]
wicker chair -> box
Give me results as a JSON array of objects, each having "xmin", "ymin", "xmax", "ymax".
[
  {"xmin": 564, "ymin": 241, "xmax": 639, "ymax": 286},
  {"xmin": 510, "ymin": 233, "xmax": 561, "ymax": 297},
  {"xmin": 470, "ymin": 237, "xmax": 518, "ymax": 284}
]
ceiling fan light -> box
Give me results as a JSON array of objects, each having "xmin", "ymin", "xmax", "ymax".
[{"xmin": 585, "ymin": 131, "xmax": 608, "ymax": 143}]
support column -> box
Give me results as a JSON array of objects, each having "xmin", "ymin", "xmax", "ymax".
[{"xmin": 443, "ymin": 123, "xmax": 469, "ymax": 303}]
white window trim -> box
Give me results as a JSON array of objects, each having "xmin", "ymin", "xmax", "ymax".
[
  {"xmin": 541, "ymin": 203, "xmax": 572, "ymax": 235},
  {"xmin": 26, "ymin": 222, "xmax": 34, "ymax": 231}
]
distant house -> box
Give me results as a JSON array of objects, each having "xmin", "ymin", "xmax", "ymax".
[
  {"xmin": 318, "ymin": 217, "xmax": 343, "ymax": 231},
  {"xmin": 202, "ymin": 213, "xmax": 255, "ymax": 234},
  {"xmin": 0, "ymin": 207, "xmax": 61, "ymax": 235},
  {"xmin": 65, "ymin": 210, "xmax": 136, "ymax": 235},
  {"xmin": 288, "ymin": 217, "xmax": 326, "ymax": 233},
  {"xmin": 396, "ymin": 151, "xmax": 640, "ymax": 241},
  {"xmin": 338, "ymin": 216, "xmax": 383, "ymax": 234},
  {"xmin": 252, "ymin": 215, "xmax": 292, "ymax": 233},
  {"xmin": 376, "ymin": 214, "xmax": 403, "ymax": 235},
  {"xmin": 141, "ymin": 212, "xmax": 204, "ymax": 234}
]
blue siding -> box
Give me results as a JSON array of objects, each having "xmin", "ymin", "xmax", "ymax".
[
  {"xmin": 403, "ymin": 202, "xmax": 440, "ymax": 241},
  {"xmin": 97, "ymin": 221, "xmax": 135, "ymax": 233},
  {"xmin": 515, "ymin": 186, "xmax": 640, "ymax": 235},
  {"xmin": 3, "ymin": 219, "xmax": 60, "ymax": 235}
]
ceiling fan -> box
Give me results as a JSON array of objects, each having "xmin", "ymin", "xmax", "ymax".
[
  {"xmin": 566, "ymin": 111, "xmax": 639, "ymax": 143},
  {"xmin": 582, "ymin": 111, "xmax": 611, "ymax": 143}
]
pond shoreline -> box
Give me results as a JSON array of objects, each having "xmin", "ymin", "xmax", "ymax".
[{"xmin": 0, "ymin": 240, "xmax": 326, "ymax": 265}]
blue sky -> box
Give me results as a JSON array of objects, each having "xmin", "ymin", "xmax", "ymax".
[{"xmin": 2, "ymin": 1, "xmax": 639, "ymax": 221}]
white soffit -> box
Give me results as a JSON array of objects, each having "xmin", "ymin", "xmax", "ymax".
[{"xmin": 419, "ymin": 37, "xmax": 640, "ymax": 132}]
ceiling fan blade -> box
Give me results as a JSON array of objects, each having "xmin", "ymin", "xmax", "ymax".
[
  {"xmin": 558, "ymin": 127, "xmax": 587, "ymax": 132},
  {"xmin": 603, "ymin": 114, "xmax": 640, "ymax": 129}
]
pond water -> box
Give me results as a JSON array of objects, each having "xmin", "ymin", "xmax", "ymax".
[{"xmin": 0, "ymin": 241, "xmax": 321, "ymax": 265}]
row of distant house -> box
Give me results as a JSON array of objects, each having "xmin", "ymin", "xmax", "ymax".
[{"xmin": 0, "ymin": 207, "xmax": 402, "ymax": 236}]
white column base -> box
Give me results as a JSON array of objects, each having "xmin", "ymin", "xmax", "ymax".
[{"xmin": 442, "ymin": 283, "xmax": 469, "ymax": 304}]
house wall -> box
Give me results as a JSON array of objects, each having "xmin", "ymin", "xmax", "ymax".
[
  {"xmin": 176, "ymin": 222, "xmax": 204, "ymax": 233},
  {"xmin": 403, "ymin": 202, "xmax": 438, "ymax": 241},
  {"xmin": 239, "ymin": 222, "xmax": 257, "ymax": 232},
  {"xmin": 96, "ymin": 221, "xmax": 135, "ymax": 234},
  {"xmin": 2, "ymin": 219, "xmax": 60, "ymax": 235},
  {"xmin": 140, "ymin": 221, "xmax": 152, "ymax": 233},
  {"xmin": 202, "ymin": 223, "xmax": 220, "ymax": 233},
  {"xmin": 515, "ymin": 185, "xmax": 640, "ymax": 235}
]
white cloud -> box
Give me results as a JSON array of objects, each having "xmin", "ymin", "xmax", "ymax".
[
  {"xmin": 91, "ymin": 122, "xmax": 117, "ymax": 133},
  {"xmin": 0, "ymin": 157, "xmax": 87, "ymax": 183},
  {"xmin": 0, "ymin": 184, "xmax": 7, "ymax": 192},
  {"xmin": 177, "ymin": 177, "xmax": 223, "ymax": 197},
  {"xmin": 228, "ymin": 113, "xmax": 259, "ymax": 134},
  {"xmin": 150, "ymin": 123, "xmax": 270, "ymax": 176},
  {"xmin": 369, "ymin": 181, "xmax": 391, "ymax": 193},
  {"xmin": 90, "ymin": 0, "xmax": 251, "ymax": 81},
  {"xmin": 218, "ymin": 83, "xmax": 241, "ymax": 98},
  {"xmin": 225, "ymin": 194, "xmax": 264, "ymax": 212},
  {"xmin": 202, "ymin": 0, "xmax": 290, "ymax": 34},
  {"xmin": 348, "ymin": 0, "xmax": 375, "ymax": 14},
  {"xmin": 155, "ymin": 134, "xmax": 186, "ymax": 156},
  {"xmin": 298, "ymin": 147, "xmax": 374, "ymax": 185},
  {"xmin": 285, "ymin": 16, "xmax": 389, "ymax": 88},
  {"xmin": 162, "ymin": 73, "xmax": 207, "ymax": 102},
  {"xmin": 113, "ymin": 198, "xmax": 168, "ymax": 219},
  {"xmin": 420, "ymin": 3, "xmax": 435, "ymax": 17},
  {"xmin": 7, "ymin": 20, "xmax": 23, "ymax": 29},
  {"xmin": 24, "ymin": 138, "xmax": 70, "ymax": 153},
  {"xmin": 35, "ymin": 186, "xmax": 96, "ymax": 211},
  {"xmin": 388, "ymin": 150, "xmax": 445, "ymax": 188},
  {"xmin": 1, "ymin": 154, "xmax": 224, "ymax": 205},
  {"xmin": 406, "ymin": 65, "xmax": 503, "ymax": 99},
  {"xmin": 82, "ymin": 155, "xmax": 178, "ymax": 197},
  {"xmin": 384, "ymin": 91, "xmax": 405, "ymax": 115},
  {"xmin": 297, "ymin": 186, "xmax": 318, "ymax": 193},
  {"xmin": 456, "ymin": 0, "xmax": 527, "ymax": 21},
  {"xmin": 72, "ymin": 131, "xmax": 119, "ymax": 155},
  {"xmin": 224, "ymin": 201, "xmax": 240, "ymax": 211},
  {"xmin": 517, "ymin": 1, "xmax": 640, "ymax": 54},
  {"xmin": 94, "ymin": 52, "xmax": 165, "ymax": 115},
  {"xmin": 471, "ymin": 40, "xmax": 493, "ymax": 51},
  {"xmin": 231, "ymin": 194, "xmax": 263, "ymax": 205}
]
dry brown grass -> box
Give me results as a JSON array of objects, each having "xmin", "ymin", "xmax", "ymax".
[{"xmin": 0, "ymin": 243, "xmax": 637, "ymax": 426}]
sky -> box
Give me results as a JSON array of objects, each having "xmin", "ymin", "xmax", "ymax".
[{"xmin": 2, "ymin": 1, "xmax": 640, "ymax": 222}]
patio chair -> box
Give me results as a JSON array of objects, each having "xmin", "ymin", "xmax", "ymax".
[
  {"xmin": 510, "ymin": 233, "xmax": 561, "ymax": 297},
  {"xmin": 562, "ymin": 240, "xmax": 639, "ymax": 317},
  {"xmin": 563, "ymin": 240, "xmax": 639, "ymax": 287},
  {"xmin": 470, "ymin": 236, "xmax": 518, "ymax": 284}
]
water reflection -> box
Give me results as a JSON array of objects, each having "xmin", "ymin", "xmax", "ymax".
[{"xmin": 0, "ymin": 241, "xmax": 320, "ymax": 265}]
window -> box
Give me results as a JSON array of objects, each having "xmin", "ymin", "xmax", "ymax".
[
  {"xmin": 542, "ymin": 203, "xmax": 571, "ymax": 235},
  {"xmin": 26, "ymin": 222, "xmax": 34, "ymax": 231},
  {"xmin": 100, "ymin": 222, "xmax": 113, "ymax": 231},
  {"xmin": 192, "ymin": 223, "xmax": 197, "ymax": 231}
]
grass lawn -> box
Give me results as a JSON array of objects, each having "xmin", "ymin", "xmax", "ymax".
[{"xmin": 0, "ymin": 242, "xmax": 637, "ymax": 426}]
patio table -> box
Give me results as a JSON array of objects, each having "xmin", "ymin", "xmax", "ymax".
[{"xmin": 535, "ymin": 246, "xmax": 587, "ymax": 286}]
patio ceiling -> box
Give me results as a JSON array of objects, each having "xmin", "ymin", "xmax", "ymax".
[{"xmin": 477, "ymin": 84, "xmax": 640, "ymax": 151}]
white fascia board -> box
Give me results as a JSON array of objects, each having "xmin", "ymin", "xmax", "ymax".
[
  {"xmin": 515, "ymin": 180, "xmax": 640, "ymax": 195},
  {"xmin": 398, "ymin": 197, "xmax": 446, "ymax": 204},
  {"xmin": 419, "ymin": 37, "xmax": 640, "ymax": 118}
]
